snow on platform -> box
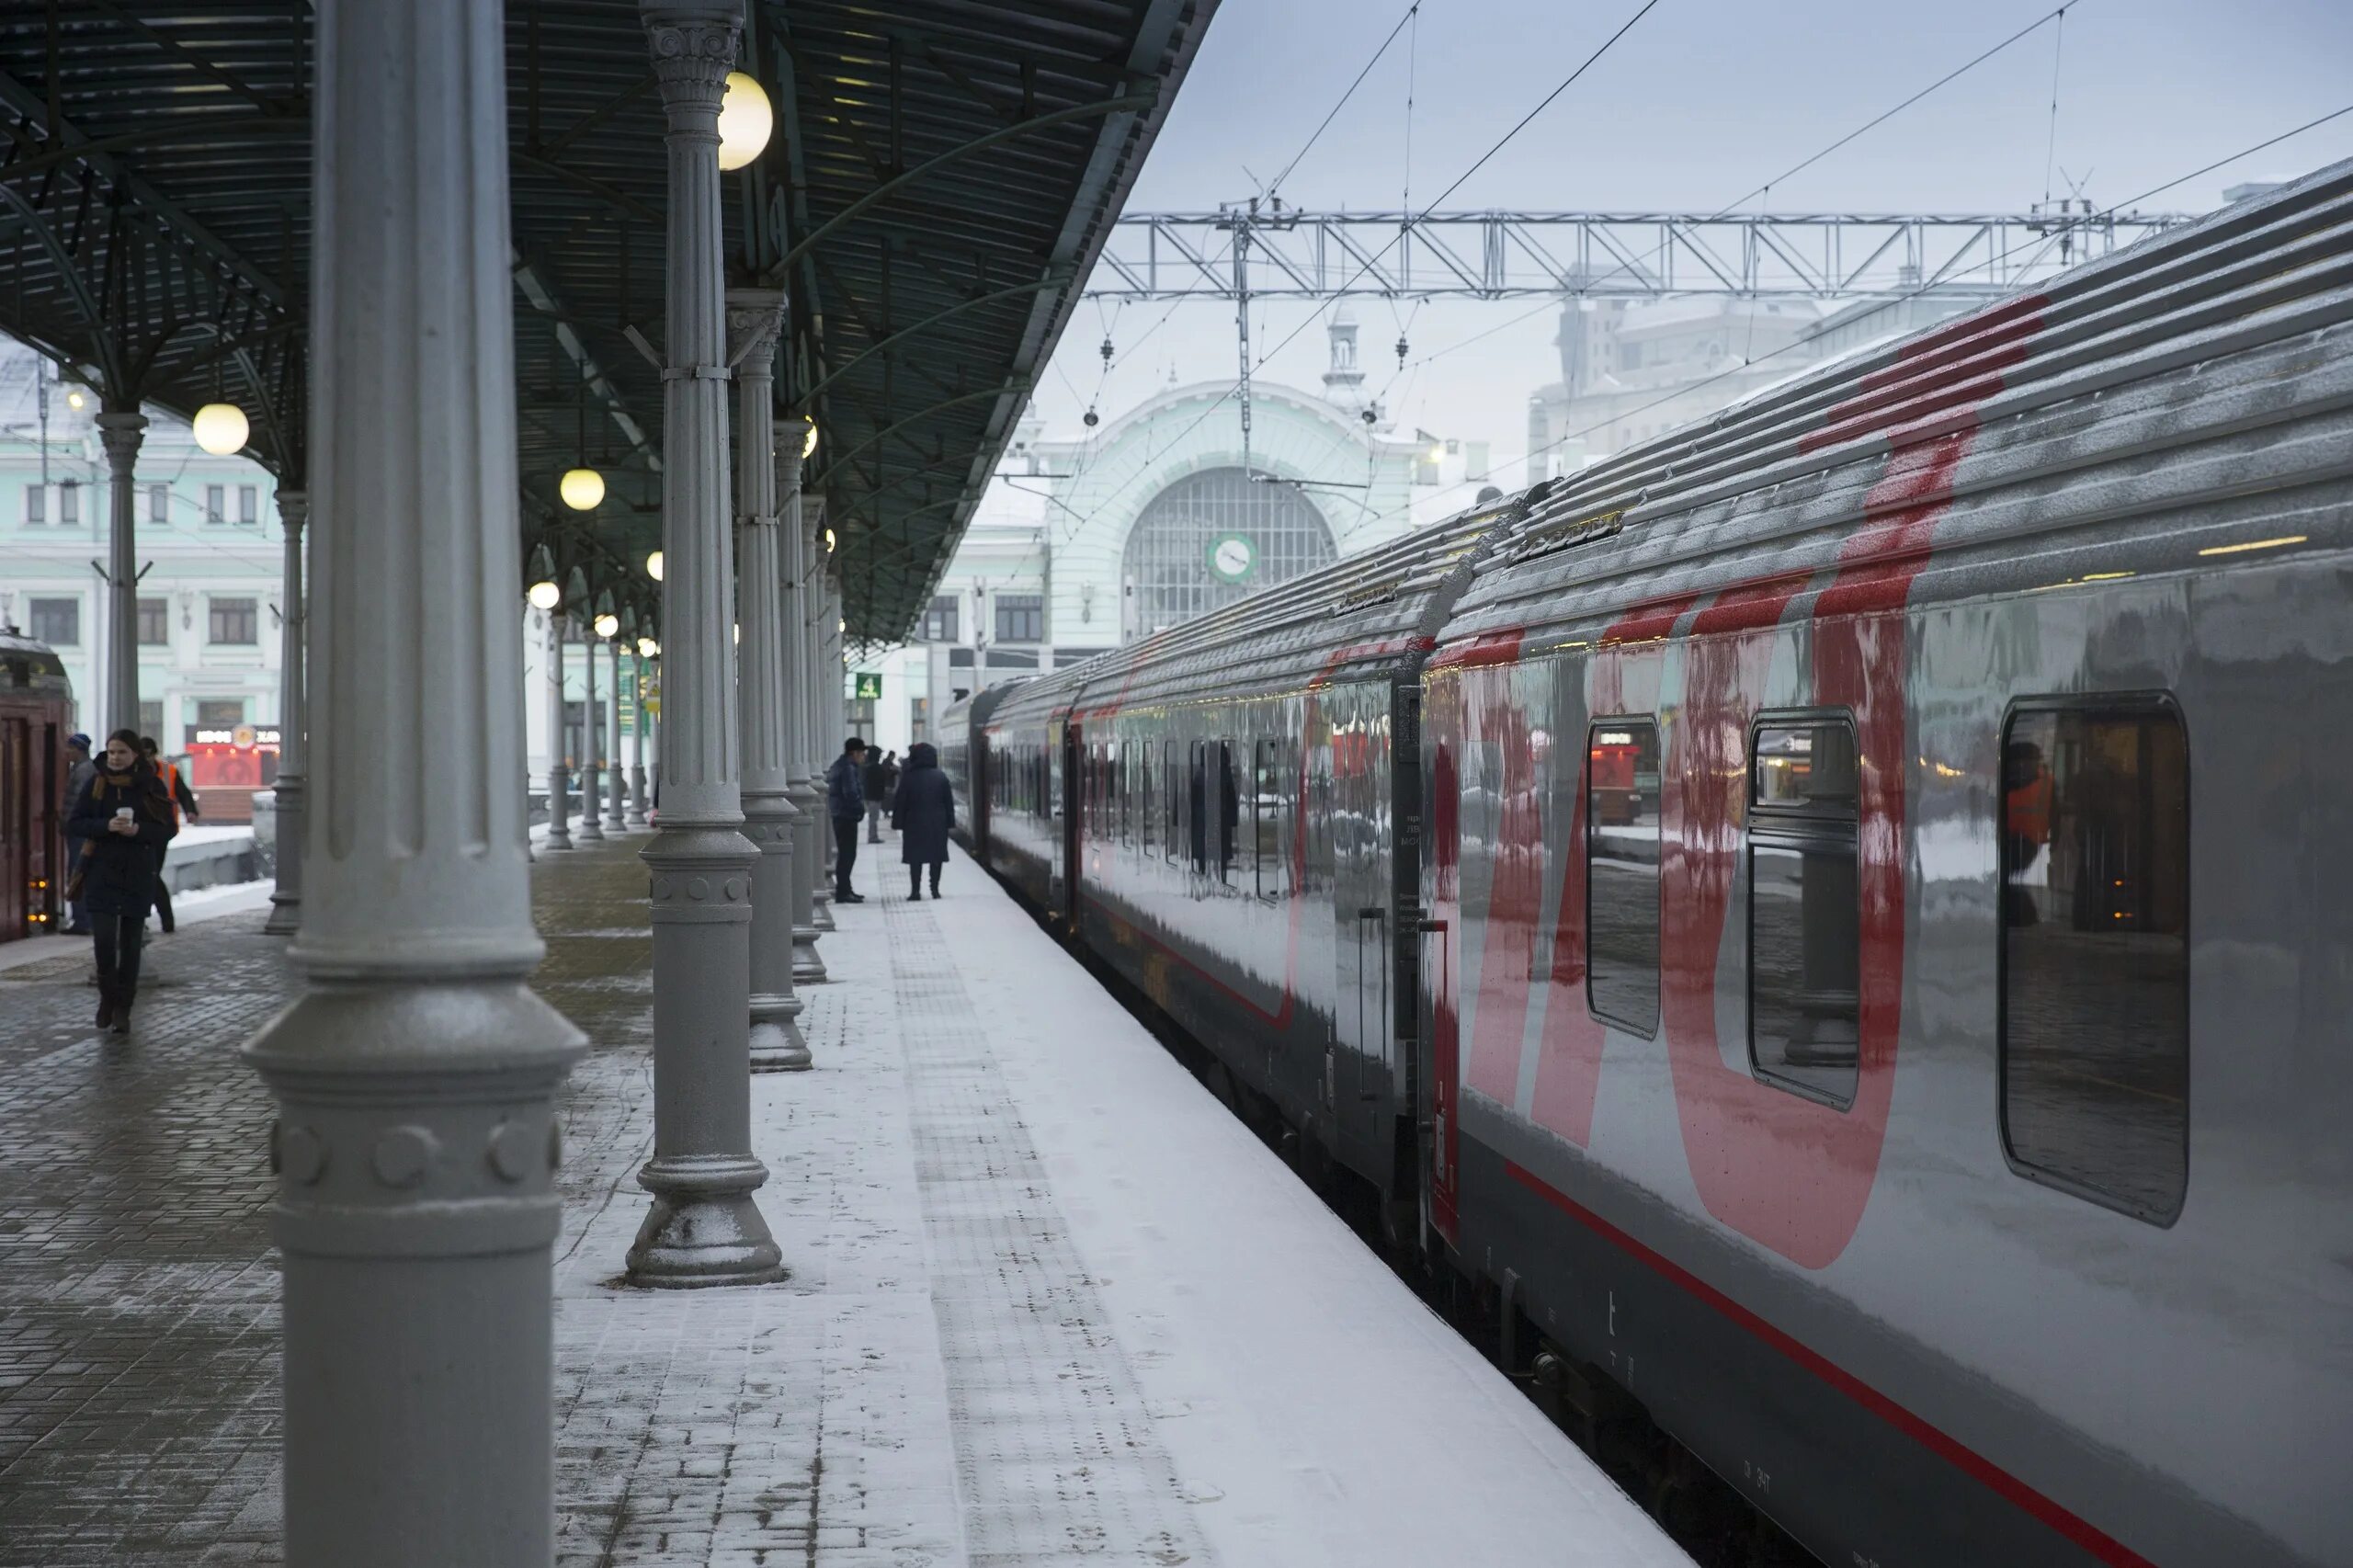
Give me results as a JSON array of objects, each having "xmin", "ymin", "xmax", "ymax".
[{"xmin": 699, "ymin": 839, "xmax": 1691, "ymax": 1568}]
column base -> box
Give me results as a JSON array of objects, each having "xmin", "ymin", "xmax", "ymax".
[
  {"xmin": 812, "ymin": 893, "xmax": 836, "ymax": 932},
  {"xmin": 792, "ymin": 926, "xmax": 827, "ymax": 983},
  {"xmin": 750, "ymin": 998, "xmax": 812, "ymax": 1073},
  {"xmin": 264, "ymin": 891, "xmax": 301, "ymax": 937},
  {"xmin": 624, "ymin": 1153, "xmax": 785, "ymax": 1287},
  {"xmin": 577, "ymin": 814, "xmax": 607, "ymax": 843}
]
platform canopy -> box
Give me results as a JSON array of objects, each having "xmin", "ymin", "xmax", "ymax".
[{"xmin": 0, "ymin": 0, "xmax": 1211, "ymax": 639}]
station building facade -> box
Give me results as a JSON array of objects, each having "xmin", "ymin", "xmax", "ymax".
[
  {"xmin": 0, "ymin": 338, "xmax": 289, "ymax": 819},
  {"xmin": 850, "ymin": 316, "xmax": 1484, "ymax": 757}
]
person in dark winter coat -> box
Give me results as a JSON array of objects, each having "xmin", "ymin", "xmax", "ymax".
[
  {"xmin": 891, "ymin": 742, "xmax": 955, "ymax": 899},
  {"xmin": 65, "ymin": 729, "xmax": 176, "ymax": 1031},
  {"xmin": 142, "ymin": 734, "xmax": 199, "ymax": 933},
  {"xmin": 824, "ymin": 737, "xmax": 868, "ymax": 903},
  {"xmin": 862, "ymin": 747, "xmax": 900, "ymax": 844}
]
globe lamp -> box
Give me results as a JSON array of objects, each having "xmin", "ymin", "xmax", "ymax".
[
  {"xmin": 637, "ymin": 637, "xmax": 659, "ymax": 659},
  {"xmin": 645, "ymin": 550, "xmax": 665, "ymax": 582},
  {"xmin": 801, "ymin": 421, "xmax": 819, "ymax": 460},
  {"xmin": 528, "ymin": 580, "xmax": 562, "ymax": 611},
  {"xmin": 594, "ymin": 612, "xmax": 620, "ymax": 639},
  {"xmin": 193, "ymin": 402, "xmax": 250, "ymax": 455},
  {"xmin": 716, "ymin": 73, "xmax": 773, "ymax": 171},
  {"xmin": 560, "ymin": 467, "xmax": 605, "ymax": 510}
]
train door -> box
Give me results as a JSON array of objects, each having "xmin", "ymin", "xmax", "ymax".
[
  {"xmin": 1329, "ymin": 684, "xmax": 1392, "ymax": 1165},
  {"xmin": 0, "ymin": 718, "xmax": 27, "ymax": 940},
  {"xmin": 1054, "ymin": 718, "xmax": 1078, "ymax": 925}
]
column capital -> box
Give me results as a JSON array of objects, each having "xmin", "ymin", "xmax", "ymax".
[
  {"xmin": 278, "ymin": 488, "xmax": 311, "ymax": 534},
  {"xmin": 95, "ymin": 409, "xmax": 148, "ymax": 468},
  {"xmin": 642, "ymin": 2, "xmax": 739, "ymax": 118},
  {"xmin": 725, "ymin": 288, "xmax": 785, "ymax": 376}
]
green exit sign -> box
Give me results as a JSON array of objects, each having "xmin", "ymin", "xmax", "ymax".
[{"xmin": 853, "ymin": 672, "xmax": 883, "ymax": 701}]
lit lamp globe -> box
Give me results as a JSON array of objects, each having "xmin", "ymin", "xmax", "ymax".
[
  {"xmin": 645, "ymin": 550, "xmax": 665, "ymax": 582},
  {"xmin": 527, "ymin": 580, "xmax": 562, "ymax": 611},
  {"xmin": 66, "ymin": 388, "xmax": 85, "ymax": 411},
  {"xmin": 801, "ymin": 421, "xmax": 818, "ymax": 460},
  {"xmin": 636, "ymin": 637, "xmax": 659, "ymax": 659},
  {"xmin": 715, "ymin": 73, "xmax": 773, "ymax": 172},
  {"xmin": 193, "ymin": 402, "xmax": 250, "ymax": 456},
  {"xmin": 560, "ymin": 467, "xmax": 605, "ymax": 510},
  {"xmin": 594, "ymin": 612, "xmax": 620, "ymax": 639}
]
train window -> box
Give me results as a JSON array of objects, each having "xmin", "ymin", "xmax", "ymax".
[
  {"xmin": 1165, "ymin": 742, "xmax": 1179, "ymax": 863},
  {"xmin": 1747, "ymin": 715, "xmax": 1860, "ymax": 1108},
  {"xmin": 1586, "ymin": 719, "xmax": 1661, "ymax": 1036},
  {"xmin": 2001, "ymin": 702, "xmax": 2188, "ymax": 1224}
]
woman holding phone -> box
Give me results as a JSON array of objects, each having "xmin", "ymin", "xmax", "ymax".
[{"xmin": 66, "ymin": 728, "xmax": 176, "ymax": 1032}]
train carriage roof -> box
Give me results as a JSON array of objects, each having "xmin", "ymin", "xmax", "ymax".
[
  {"xmin": 995, "ymin": 489, "xmax": 1543, "ymax": 733},
  {"xmin": 1440, "ymin": 157, "xmax": 2353, "ymax": 648}
]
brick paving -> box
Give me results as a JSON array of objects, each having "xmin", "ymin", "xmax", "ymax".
[{"xmin": 0, "ymin": 834, "xmax": 995, "ymax": 1567}]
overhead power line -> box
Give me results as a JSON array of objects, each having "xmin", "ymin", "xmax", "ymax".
[{"xmin": 1267, "ymin": 0, "xmax": 1423, "ymax": 202}]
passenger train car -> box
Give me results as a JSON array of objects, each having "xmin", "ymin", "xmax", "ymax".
[
  {"xmin": 0, "ymin": 630, "xmax": 74, "ymax": 943},
  {"xmin": 940, "ymin": 164, "xmax": 2353, "ymax": 1565}
]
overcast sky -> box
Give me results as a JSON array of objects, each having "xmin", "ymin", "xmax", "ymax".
[{"xmin": 1013, "ymin": 0, "xmax": 2353, "ymax": 496}]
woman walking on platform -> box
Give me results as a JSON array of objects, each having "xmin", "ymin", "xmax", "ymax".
[
  {"xmin": 891, "ymin": 742, "xmax": 954, "ymax": 900},
  {"xmin": 66, "ymin": 729, "xmax": 176, "ymax": 1032}
]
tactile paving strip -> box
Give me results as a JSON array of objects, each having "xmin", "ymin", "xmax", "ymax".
[{"xmin": 882, "ymin": 892, "xmax": 1213, "ymax": 1568}]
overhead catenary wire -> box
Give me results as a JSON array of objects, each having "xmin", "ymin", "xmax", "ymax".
[
  {"xmin": 1351, "ymin": 98, "xmax": 2353, "ymax": 532},
  {"xmin": 1265, "ymin": 0, "xmax": 1424, "ymax": 203}
]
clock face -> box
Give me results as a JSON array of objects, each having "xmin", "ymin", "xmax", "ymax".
[{"xmin": 1210, "ymin": 532, "xmax": 1256, "ymax": 583}]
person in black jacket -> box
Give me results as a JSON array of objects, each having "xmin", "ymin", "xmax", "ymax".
[
  {"xmin": 65, "ymin": 729, "xmax": 176, "ymax": 1031},
  {"xmin": 142, "ymin": 734, "xmax": 199, "ymax": 933},
  {"xmin": 891, "ymin": 742, "xmax": 955, "ymax": 899}
]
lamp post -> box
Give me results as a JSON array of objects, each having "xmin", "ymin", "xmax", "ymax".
[
  {"xmin": 732, "ymin": 295, "xmax": 809, "ymax": 1071},
  {"xmin": 629, "ymin": 0, "xmax": 781, "ymax": 1287},
  {"xmin": 96, "ymin": 408, "xmax": 146, "ymax": 734},
  {"xmin": 804, "ymin": 506, "xmax": 835, "ymax": 929},
  {"xmin": 243, "ymin": 0, "xmax": 584, "ymax": 1557},
  {"xmin": 265, "ymin": 489, "xmax": 309, "ymax": 935}
]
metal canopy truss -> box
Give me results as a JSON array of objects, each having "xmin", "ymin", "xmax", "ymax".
[
  {"xmin": 1087, "ymin": 206, "xmax": 2196, "ymax": 301},
  {"xmin": 0, "ymin": 0, "xmax": 1216, "ymax": 641}
]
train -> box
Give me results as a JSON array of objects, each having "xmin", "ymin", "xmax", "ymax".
[
  {"xmin": 0, "ymin": 629, "xmax": 75, "ymax": 943},
  {"xmin": 938, "ymin": 162, "xmax": 2353, "ymax": 1567}
]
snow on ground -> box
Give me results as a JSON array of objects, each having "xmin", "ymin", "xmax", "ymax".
[{"xmin": 916, "ymin": 845, "xmax": 1686, "ymax": 1568}]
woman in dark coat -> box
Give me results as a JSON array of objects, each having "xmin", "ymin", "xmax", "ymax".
[
  {"xmin": 890, "ymin": 742, "xmax": 955, "ymax": 899},
  {"xmin": 66, "ymin": 728, "xmax": 176, "ymax": 1031}
]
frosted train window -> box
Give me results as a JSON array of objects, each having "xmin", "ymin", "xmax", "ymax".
[
  {"xmin": 2001, "ymin": 702, "xmax": 2188, "ymax": 1224},
  {"xmin": 1587, "ymin": 720, "xmax": 1661, "ymax": 1036},
  {"xmin": 1747, "ymin": 715, "xmax": 1860, "ymax": 1108},
  {"xmin": 1120, "ymin": 468, "xmax": 1337, "ymax": 639}
]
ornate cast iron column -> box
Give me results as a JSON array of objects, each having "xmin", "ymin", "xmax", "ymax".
[
  {"xmin": 779, "ymin": 424, "xmax": 824, "ymax": 983},
  {"xmin": 266, "ymin": 490, "xmax": 309, "ymax": 935},
  {"xmin": 805, "ymin": 508, "xmax": 836, "ymax": 928},
  {"xmin": 243, "ymin": 2, "xmax": 585, "ymax": 1560},
  {"xmin": 629, "ymin": 0, "xmax": 782, "ymax": 1287},
  {"xmin": 730, "ymin": 295, "xmax": 809, "ymax": 1071},
  {"xmin": 606, "ymin": 637, "xmax": 629, "ymax": 831},
  {"xmin": 628, "ymin": 648, "xmax": 649, "ymax": 825},
  {"xmin": 96, "ymin": 409, "xmax": 146, "ymax": 733},
  {"xmin": 578, "ymin": 628, "xmax": 606, "ymax": 841},
  {"xmin": 544, "ymin": 611, "xmax": 573, "ymax": 849}
]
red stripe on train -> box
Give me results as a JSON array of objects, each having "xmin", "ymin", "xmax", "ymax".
[{"xmin": 1502, "ymin": 1162, "xmax": 2159, "ymax": 1568}]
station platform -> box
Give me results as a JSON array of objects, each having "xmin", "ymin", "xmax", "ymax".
[{"xmin": 0, "ymin": 829, "xmax": 1685, "ymax": 1567}]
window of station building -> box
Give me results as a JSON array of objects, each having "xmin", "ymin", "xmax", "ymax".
[
  {"xmin": 921, "ymin": 595, "xmax": 960, "ymax": 642},
  {"xmin": 58, "ymin": 479, "xmax": 78, "ymax": 526},
  {"xmin": 1747, "ymin": 714, "xmax": 1861, "ymax": 1108},
  {"xmin": 1121, "ymin": 467, "xmax": 1337, "ymax": 639},
  {"xmin": 137, "ymin": 597, "xmax": 169, "ymax": 647},
  {"xmin": 209, "ymin": 596, "xmax": 259, "ymax": 646},
  {"xmin": 205, "ymin": 483, "xmax": 225, "ymax": 525},
  {"xmin": 238, "ymin": 485, "xmax": 258, "ymax": 525},
  {"xmin": 28, "ymin": 597, "xmax": 78, "ymax": 647},
  {"xmin": 137, "ymin": 700, "xmax": 162, "ymax": 740},
  {"xmin": 23, "ymin": 483, "xmax": 43, "ymax": 524},
  {"xmin": 1586, "ymin": 719, "xmax": 1662, "ymax": 1036},
  {"xmin": 995, "ymin": 594, "xmax": 1044, "ymax": 644},
  {"xmin": 2000, "ymin": 701, "xmax": 2189, "ymax": 1224},
  {"xmin": 148, "ymin": 483, "xmax": 169, "ymax": 526},
  {"xmin": 197, "ymin": 699, "xmax": 245, "ymax": 727}
]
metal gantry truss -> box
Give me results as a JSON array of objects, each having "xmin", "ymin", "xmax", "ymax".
[{"xmin": 1086, "ymin": 201, "xmax": 2195, "ymax": 301}]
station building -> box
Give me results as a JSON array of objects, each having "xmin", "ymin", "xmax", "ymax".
[{"xmin": 850, "ymin": 312, "xmax": 1493, "ymax": 756}]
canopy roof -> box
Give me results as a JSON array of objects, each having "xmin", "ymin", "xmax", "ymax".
[{"xmin": 0, "ymin": 0, "xmax": 1213, "ymax": 638}]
